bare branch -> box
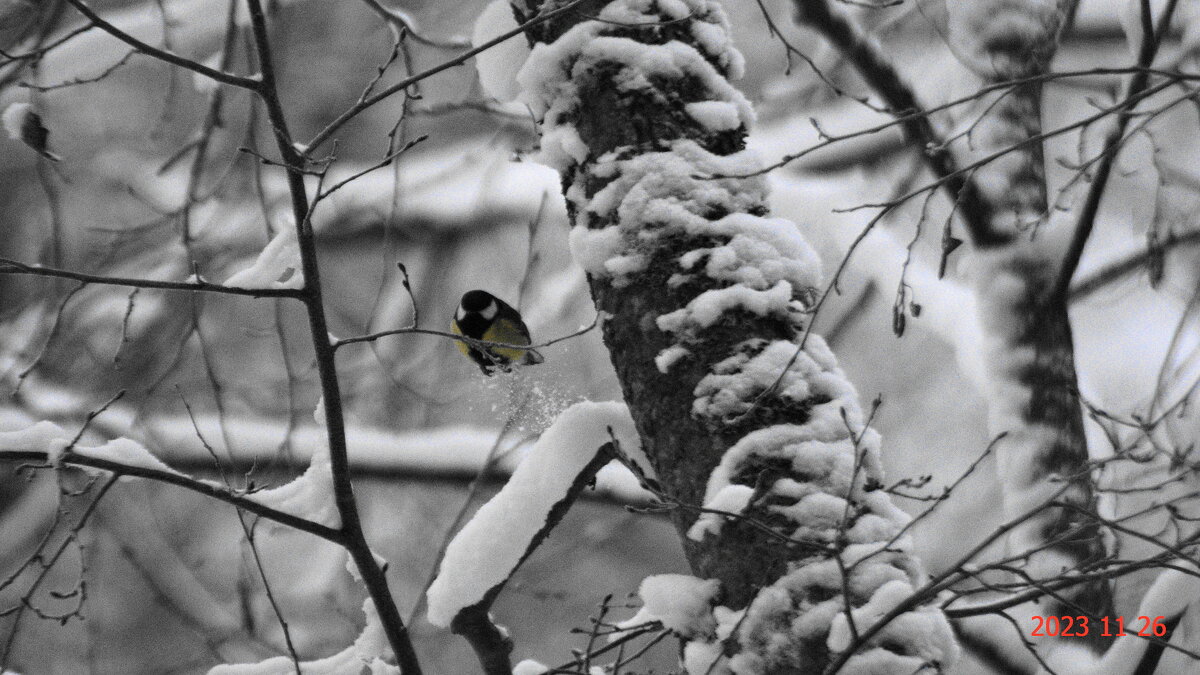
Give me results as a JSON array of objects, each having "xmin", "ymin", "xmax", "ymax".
[
  {"xmin": 60, "ymin": 0, "xmax": 259, "ymax": 90},
  {"xmin": 302, "ymin": 0, "xmax": 591, "ymax": 153},
  {"xmin": 0, "ymin": 257, "xmax": 306, "ymax": 299},
  {"xmin": 1055, "ymin": 0, "xmax": 1182, "ymax": 297},
  {"xmin": 333, "ymin": 313, "xmax": 600, "ymax": 352},
  {"xmin": 790, "ymin": 0, "xmax": 996, "ymax": 245}
]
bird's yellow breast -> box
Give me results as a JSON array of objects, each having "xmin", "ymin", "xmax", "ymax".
[
  {"xmin": 451, "ymin": 320, "xmax": 472, "ymax": 358},
  {"xmin": 481, "ymin": 318, "xmax": 533, "ymax": 362}
]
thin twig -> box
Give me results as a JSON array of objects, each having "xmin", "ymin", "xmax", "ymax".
[
  {"xmin": 60, "ymin": 0, "xmax": 258, "ymax": 90},
  {"xmin": 302, "ymin": 0, "xmax": 591, "ymax": 153},
  {"xmin": 1055, "ymin": 0, "xmax": 1182, "ymax": 298},
  {"xmin": 334, "ymin": 313, "xmax": 600, "ymax": 352},
  {"xmin": 792, "ymin": 0, "xmax": 997, "ymax": 244},
  {"xmin": 0, "ymin": 257, "xmax": 306, "ymax": 299}
]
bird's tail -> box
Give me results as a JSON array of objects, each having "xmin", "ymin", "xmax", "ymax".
[{"xmin": 522, "ymin": 348, "xmax": 544, "ymax": 365}]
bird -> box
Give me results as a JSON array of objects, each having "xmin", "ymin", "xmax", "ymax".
[{"xmin": 451, "ymin": 290, "xmax": 544, "ymax": 375}]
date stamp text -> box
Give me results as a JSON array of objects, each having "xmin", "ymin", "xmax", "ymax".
[{"xmin": 1030, "ymin": 615, "xmax": 1169, "ymax": 638}]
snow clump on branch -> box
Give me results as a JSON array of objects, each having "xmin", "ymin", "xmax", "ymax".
[
  {"xmin": 0, "ymin": 421, "xmax": 182, "ymax": 475},
  {"xmin": 208, "ymin": 599, "xmax": 398, "ymax": 674},
  {"xmin": 222, "ymin": 214, "xmax": 304, "ymax": 290},
  {"xmin": 426, "ymin": 401, "xmax": 641, "ymax": 627}
]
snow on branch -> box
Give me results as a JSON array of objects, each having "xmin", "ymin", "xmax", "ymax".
[
  {"xmin": 0, "ymin": 418, "xmax": 343, "ymax": 541},
  {"xmin": 208, "ymin": 599, "xmax": 398, "ymax": 675},
  {"xmin": 0, "ymin": 420, "xmax": 181, "ymax": 475},
  {"xmin": 425, "ymin": 400, "xmax": 640, "ymax": 628},
  {"xmin": 513, "ymin": 0, "xmax": 959, "ymax": 671},
  {"xmin": 221, "ymin": 214, "xmax": 305, "ymax": 290},
  {"xmin": 243, "ymin": 436, "xmax": 340, "ymax": 530}
]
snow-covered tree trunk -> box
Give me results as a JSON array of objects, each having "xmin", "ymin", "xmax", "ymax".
[
  {"xmin": 947, "ymin": 0, "xmax": 1113, "ymax": 628},
  {"xmin": 516, "ymin": 0, "xmax": 958, "ymax": 671}
]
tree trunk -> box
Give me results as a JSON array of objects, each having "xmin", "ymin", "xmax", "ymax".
[{"xmin": 518, "ymin": 0, "xmax": 958, "ymax": 671}]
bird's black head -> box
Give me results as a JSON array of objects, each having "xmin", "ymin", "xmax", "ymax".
[{"xmin": 460, "ymin": 290, "xmax": 495, "ymax": 313}]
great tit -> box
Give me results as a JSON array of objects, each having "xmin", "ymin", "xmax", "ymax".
[{"xmin": 451, "ymin": 290, "xmax": 544, "ymax": 375}]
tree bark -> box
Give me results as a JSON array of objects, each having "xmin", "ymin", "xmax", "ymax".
[{"xmin": 518, "ymin": 1, "xmax": 958, "ymax": 671}]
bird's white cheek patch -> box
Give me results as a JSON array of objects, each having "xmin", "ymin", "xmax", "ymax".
[
  {"xmin": 456, "ymin": 307, "xmax": 467, "ymax": 321},
  {"xmin": 481, "ymin": 302, "xmax": 498, "ymax": 320}
]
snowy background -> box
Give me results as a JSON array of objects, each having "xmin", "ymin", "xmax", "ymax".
[{"xmin": 1, "ymin": 0, "xmax": 1199, "ymax": 672}]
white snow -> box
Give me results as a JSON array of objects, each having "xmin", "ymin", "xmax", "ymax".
[
  {"xmin": 655, "ymin": 344, "xmax": 691, "ymax": 373},
  {"xmin": 568, "ymin": 224, "xmax": 628, "ymax": 277},
  {"xmin": 685, "ymin": 101, "xmax": 742, "ymax": 132},
  {"xmin": 516, "ymin": 0, "xmax": 750, "ymax": 174},
  {"xmin": 2, "ymin": 102, "xmax": 31, "ymax": 141},
  {"xmin": 222, "ymin": 216, "xmax": 304, "ymax": 290},
  {"xmin": 313, "ymin": 395, "xmax": 326, "ymax": 426},
  {"xmin": 657, "ymin": 281, "xmax": 797, "ymax": 334},
  {"xmin": 245, "ymin": 436, "xmax": 340, "ymax": 529},
  {"xmin": 721, "ymin": 554, "xmax": 957, "ymax": 674},
  {"xmin": 687, "ymin": 484, "xmax": 754, "ymax": 540},
  {"xmin": 208, "ymin": 599, "xmax": 398, "ymax": 674},
  {"xmin": 473, "ymin": 0, "xmax": 530, "ymax": 102},
  {"xmin": 426, "ymin": 401, "xmax": 640, "ymax": 627},
  {"xmin": 680, "ymin": 606, "xmax": 742, "ymax": 674},
  {"xmin": 74, "ymin": 437, "xmax": 184, "ymax": 476},
  {"xmin": 568, "ymin": 140, "xmax": 820, "ymax": 306},
  {"xmin": 683, "ymin": 641, "xmax": 724, "ymax": 674},
  {"xmin": 539, "ymin": 123, "xmax": 592, "ymax": 171},
  {"xmin": 0, "ymin": 420, "xmax": 71, "ymax": 454},
  {"xmin": 123, "ymin": 414, "xmax": 653, "ymax": 503},
  {"xmin": 512, "ymin": 661, "xmax": 549, "ymax": 675},
  {"xmin": 689, "ymin": 337, "xmax": 850, "ymax": 422},
  {"xmin": 0, "ymin": 421, "xmax": 181, "ymax": 476},
  {"xmin": 627, "ymin": 574, "xmax": 720, "ymax": 638},
  {"xmin": 827, "ymin": 579, "xmax": 912, "ymax": 652}
]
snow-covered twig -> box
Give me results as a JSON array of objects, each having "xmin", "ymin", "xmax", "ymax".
[
  {"xmin": 406, "ymin": 395, "xmax": 530, "ymax": 626},
  {"xmin": 426, "ymin": 401, "xmax": 638, "ymax": 673},
  {"xmin": 0, "ymin": 437, "xmax": 342, "ymax": 543}
]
